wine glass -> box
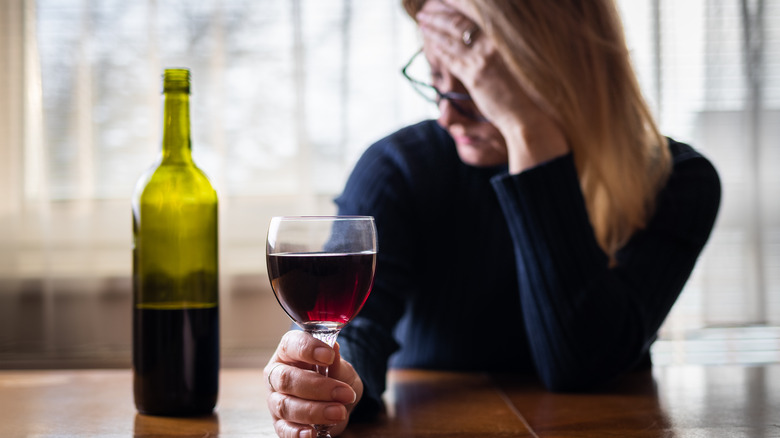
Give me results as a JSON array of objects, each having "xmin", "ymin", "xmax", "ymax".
[{"xmin": 266, "ymin": 215, "xmax": 377, "ymax": 438}]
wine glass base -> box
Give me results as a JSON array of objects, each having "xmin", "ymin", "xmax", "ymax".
[
  {"xmin": 305, "ymin": 325, "xmax": 341, "ymax": 347},
  {"xmin": 314, "ymin": 425, "xmax": 334, "ymax": 437}
]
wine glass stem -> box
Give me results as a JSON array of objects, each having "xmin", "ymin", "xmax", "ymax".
[
  {"xmin": 312, "ymin": 327, "xmax": 338, "ymax": 379},
  {"xmin": 309, "ymin": 328, "xmax": 340, "ymax": 438}
]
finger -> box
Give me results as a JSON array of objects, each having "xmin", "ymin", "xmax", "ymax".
[
  {"xmin": 419, "ymin": 29, "xmax": 472, "ymax": 89},
  {"xmin": 440, "ymin": 0, "xmax": 477, "ymax": 21},
  {"xmin": 268, "ymin": 392, "xmax": 349, "ymax": 426},
  {"xmin": 416, "ymin": 0, "xmax": 475, "ymax": 42},
  {"xmin": 321, "ymin": 343, "xmax": 363, "ymax": 413},
  {"xmin": 273, "ymin": 419, "xmax": 314, "ymax": 438},
  {"xmin": 276, "ymin": 330, "xmax": 335, "ymax": 367},
  {"xmin": 417, "ymin": 10, "xmax": 476, "ymax": 63},
  {"xmin": 326, "ymin": 343, "xmax": 362, "ymax": 395},
  {"xmin": 267, "ymin": 363, "xmax": 356, "ymax": 404},
  {"xmin": 264, "ymin": 361, "xmax": 285, "ymax": 391},
  {"xmin": 420, "ymin": 24, "xmax": 464, "ymax": 56}
]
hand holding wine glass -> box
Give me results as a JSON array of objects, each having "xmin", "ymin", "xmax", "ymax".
[{"xmin": 265, "ymin": 216, "xmax": 377, "ymax": 438}]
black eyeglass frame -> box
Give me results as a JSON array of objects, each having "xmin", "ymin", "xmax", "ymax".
[{"xmin": 401, "ymin": 48, "xmax": 488, "ymax": 122}]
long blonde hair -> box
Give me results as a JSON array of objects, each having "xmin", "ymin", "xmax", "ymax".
[{"xmin": 403, "ymin": 0, "xmax": 671, "ymax": 262}]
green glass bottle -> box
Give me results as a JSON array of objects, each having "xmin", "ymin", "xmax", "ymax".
[{"xmin": 132, "ymin": 68, "xmax": 219, "ymax": 416}]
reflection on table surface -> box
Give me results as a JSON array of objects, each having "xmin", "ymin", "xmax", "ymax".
[{"xmin": 0, "ymin": 364, "xmax": 778, "ymax": 437}]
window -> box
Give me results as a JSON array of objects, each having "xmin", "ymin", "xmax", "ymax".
[
  {"xmin": 0, "ymin": 0, "xmax": 433, "ymax": 280},
  {"xmin": 0, "ymin": 0, "xmax": 777, "ymax": 366}
]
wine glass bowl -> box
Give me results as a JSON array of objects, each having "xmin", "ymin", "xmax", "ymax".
[
  {"xmin": 267, "ymin": 251, "xmax": 376, "ymax": 332},
  {"xmin": 266, "ymin": 216, "xmax": 377, "ymax": 438}
]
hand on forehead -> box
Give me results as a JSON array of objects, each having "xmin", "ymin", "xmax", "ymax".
[{"xmin": 418, "ymin": 0, "xmax": 477, "ymax": 36}]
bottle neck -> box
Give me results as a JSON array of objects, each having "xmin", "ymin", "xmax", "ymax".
[{"xmin": 161, "ymin": 91, "xmax": 192, "ymax": 164}]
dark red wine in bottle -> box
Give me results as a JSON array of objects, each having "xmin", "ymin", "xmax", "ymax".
[{"xmin": 133, "ymin": 304, "xmax": 219, "ymax": 416}]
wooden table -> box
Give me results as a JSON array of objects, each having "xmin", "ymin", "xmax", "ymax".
[{"xmin": 0, "ymin": 365, "xmax": 778, "ymax": 437}]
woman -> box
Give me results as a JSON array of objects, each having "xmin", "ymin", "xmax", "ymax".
[{"xmin": 264, "ymin": 0, "xmax": 721, "ymax": 436}]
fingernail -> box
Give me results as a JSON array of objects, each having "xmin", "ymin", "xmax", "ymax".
[
  {"xmin": 314, "ymin": 347, "xmax": 334, "ymax": 364},
  {"xmin": 332, "ymin": 386, "xmax": 356, "ymax": 404},
  {"xmin": 324, "ymin": 405, "xmax": 346, "ymax": 422}
]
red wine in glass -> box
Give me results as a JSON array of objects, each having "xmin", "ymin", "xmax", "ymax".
[
  {"xmin": 266, "ymin": 216, "xmax": 377, "ymax": 438},
  {"xmin": 267, "ymin": 252, "xmax": 375, "ymax": 331}
]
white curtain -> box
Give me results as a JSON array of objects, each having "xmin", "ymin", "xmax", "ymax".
[
  {"xmin": 0, "ymin": 0, "xmax": 431, "ymax": 283},
  {"xmin": 637, "ymin": 0, "xmax": 780, "ymax": 330},
  {"xmin": 0, "ymin": 0, "xmax": 777, "ymax": 349}
]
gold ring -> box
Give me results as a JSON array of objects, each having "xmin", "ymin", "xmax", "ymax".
[{"xmin": 267, "ymin": 363, "xmax": 284, "ymax": 392}]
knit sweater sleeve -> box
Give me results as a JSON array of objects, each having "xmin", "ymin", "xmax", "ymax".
[
  {"xmin": 490, "ymin": 148, "xmax": 720, "ymax": 391},
  {"xmin": 332, "ymin": 124, "xmax": 436, "ymax": 419}
]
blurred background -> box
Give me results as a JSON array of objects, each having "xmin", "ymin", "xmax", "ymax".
[{"xmin": 0, "ymin": 0, "xmax": 778, "ymax": 369}]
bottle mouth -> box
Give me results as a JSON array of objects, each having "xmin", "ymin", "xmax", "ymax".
[{"xmin": 163, "ymin": 68, "xmax": 190, "ymax": 93}]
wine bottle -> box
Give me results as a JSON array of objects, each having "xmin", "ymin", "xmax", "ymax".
[{"xmin": 132, "ymin": 68, "xmax": 219, "ymax": 416}]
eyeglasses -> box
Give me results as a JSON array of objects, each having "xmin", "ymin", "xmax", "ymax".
[{"xmin": 401, "ymin": 48, "xmax": 488, "ymax": 122}]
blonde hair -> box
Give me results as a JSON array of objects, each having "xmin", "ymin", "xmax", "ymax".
[{"xmin": 403, "ymin": 0, "xmax": 671, "ymax": 263}]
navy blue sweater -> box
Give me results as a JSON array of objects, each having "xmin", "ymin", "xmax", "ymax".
[{"xmin": 335, "ymin": 120, "xmax": 720, "ymax": 417}]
